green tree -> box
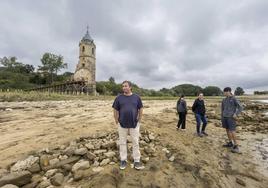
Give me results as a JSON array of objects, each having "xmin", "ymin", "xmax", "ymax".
[
  {"xmin": 39, "ymin": 53, "xmax": 67, "ymax": 84},
  {"xmin": 109, "ymin": 77, "xmax": 115, "ymax": 83},
  {"xmin": 234, "ymin": 87, "xmax": 245, "ymax": 96},
  {"xmin": 172, "ymin": 84, "xmax": 202, "ymax": 96},
  {"xmin": 0, "ymin": 56, "xmax": 34, "ymax": 74},
  {"xmin": 203, "ymin": 86, "xmax": 222, "ymax": 96}
]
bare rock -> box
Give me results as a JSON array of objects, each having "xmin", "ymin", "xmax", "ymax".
[
  {"xmin": 36, "ymin": 178, "xmax": 51, "ymax": 188},
  {"xmin": 71, "ymin": 160, "xmax": 90, "ymax": 172},
  {"xmin": 45, "ymin": 169, "xmax": 58, "ymax": 178},
  {"xmin": 85, "ymin": 143, "xmax": 94, "ymax": 150},
  {"xmin": 100, "ymin": 159, "xmax": 110, "ymax": 166},
  {"xmin": 86, "ymin": 152, "xmax": 96, "ymax": 161},
  {"xmin": 0, "ymin": 184, "xmax": 19, "ymax": 188},
  {"xmin": 50, "ymin": 173, "xmax": 64, "ymax": 186},
  {"xmin": 10, "ymin": 156, "xmax": 39, "ymax": 173},
  {"xmin": 236, "ymin": 177, "xmax": 246, "ymax": 186},
  {"xmin": 0, "ymin": 171, "xmax": 32, "ymax": 187},
  {"xmin": 104, "ymin": 151, "xmax": 116, "ymax": 158},
  {"xmin": 92, "ymin": 167, "xmax": 104, "ymax": 173},
  {"xmin": 101, "ymin": 141, "xmax": 117, "ymax": 149},
  {"xmin": 39, "ymin": 155, "xmax": 49, "ymax": 170},
  {"xmin": 0, "ymin": 169, "xmax": 8, "ymax": 179},
  {"xmin": 94, "ymin": 149, "xmax": 107, "ymax": 155},
  {"xmin": 49, "ymin": 158, "xmax": 60, "ymax": 166},
  {"xmin": 74, "ymin": 148, "xmax": 88, "ymax": 156},
  {"xmin": 168, "ymin": 155, "xmax": 175, "ymax": 162}
]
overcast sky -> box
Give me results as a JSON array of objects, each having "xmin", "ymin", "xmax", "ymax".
[{"xmin": 0, "ymin": 0, "xmax": 268, "ymax": 93}]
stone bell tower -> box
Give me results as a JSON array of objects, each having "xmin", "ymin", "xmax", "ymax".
[{"xmin": 73, "ymin": 27, "xmax": 96, "ymax": 94}]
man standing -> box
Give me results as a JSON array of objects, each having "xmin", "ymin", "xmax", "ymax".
[
  {"xmin": 222, "ymin": 87, "xmax": 243, "ymax": 153},
  {"xmin": 192, "ymin": 93, "xmax": 208, "ymax": 137},
  {"xmin": 112, "ymin": 81, "xmax": 144, "ymax": 170}
]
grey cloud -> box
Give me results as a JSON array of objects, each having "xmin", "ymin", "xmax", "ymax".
[{"xmin": 0, "ymin": 0, "xmax": 268, "ymax": 93}]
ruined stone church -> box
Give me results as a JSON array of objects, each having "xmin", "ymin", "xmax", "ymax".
[{"xmin": 73, "ymin": 28, "xmax": 96, "ymax": 94}]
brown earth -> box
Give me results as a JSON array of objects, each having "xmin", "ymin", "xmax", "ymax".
[{"xmin": 0, "ymin": 99, "xmax": 267, "ymax": 188}]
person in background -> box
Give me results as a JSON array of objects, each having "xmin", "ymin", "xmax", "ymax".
[
  {"xmin": 176, "ymin": 95, "xmax": 187, "ymax": 130},
  {"xmin": 221, "ymin": 87, "xmax": 243, "ymax": 153},
  {"xmin": 192, "ymin": 93, "xmax": 208, "ymax": 137}
]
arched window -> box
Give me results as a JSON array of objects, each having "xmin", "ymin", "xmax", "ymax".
[
  {"xmin": 92, "ymin": 48, "xmax": 95, "ymax": 55},
  {"xmin": 82, "ymin": 46, "xmax": 85, "ymax": 52}
]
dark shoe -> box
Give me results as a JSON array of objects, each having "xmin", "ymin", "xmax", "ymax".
[
  {"xmin": 120, "ymin": 160, "xmax": 127, "ymax": 170},
  {"xmin": 134, "ymin": 162, "xmax": 144, "ymax": 170},
  {"xmin": 222, "ymin": 141, "xmax": 233, "ymax": 148},
  {"xmin": 231, "ymin": 145, "xmax": 240, "ymax": 153},
  {"xmin": 201, "ymin": 132, "xmax": 208, "ymax": 136}
]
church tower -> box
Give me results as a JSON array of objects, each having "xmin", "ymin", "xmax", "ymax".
[{"xmin": 73, "ymin": 27, "xmax": 96, "ymax": 94}]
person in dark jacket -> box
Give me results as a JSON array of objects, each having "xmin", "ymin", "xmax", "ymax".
[
  {"xmin": 176, "ymin": 95, "xmax": 187, "ymax": 130},
  {"xmin": 221, "ymin": 87, "xmax": 243, "ymax": 153},
  {"xmin": 192, "ymin": 93, "xmax": 208, "ymax": 137}
]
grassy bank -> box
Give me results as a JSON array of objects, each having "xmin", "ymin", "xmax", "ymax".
[{"xmin": 0, "ymin": 91, "xmax": 267, "ymax": 102}]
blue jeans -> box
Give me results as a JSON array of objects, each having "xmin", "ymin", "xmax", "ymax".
[{"xmin": 195, "ymin": 113, "xmax": 207, "ymax": 133}]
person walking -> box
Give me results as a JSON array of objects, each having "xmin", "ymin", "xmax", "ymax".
[
  {"xmin": 221, "ymin": 87, "xmax": 243, "ymax": 153},
  {"xmin": 176, "ymin": 95, "xmax": 187, "ymax": 130},
  {"xmin": 112, "ymin": 80, "xmax": 144, "ymax": 170},
  {"xmin": 192, "ymin": 93, "xmax": 208, "ymax": 137}
]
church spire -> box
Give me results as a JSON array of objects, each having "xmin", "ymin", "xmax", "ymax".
[{"xmin": 82, "ymin": 26, "xmax": 93, "ymax": 42}]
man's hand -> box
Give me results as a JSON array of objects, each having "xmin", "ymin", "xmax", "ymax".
[{"xmin": 113, "ymin": 109, "xmax": 119, "ymax": 125}]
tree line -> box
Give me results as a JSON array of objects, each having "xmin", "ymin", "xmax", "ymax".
[
  {"xmin": 97, "ymin": 77, "xmax": 245, "ymax": 96},
  {"xmin": 1, "ymin": 54, "xmax": 246, "ymax": 96},
  {"xmin": 0, "ymin": 53, "xmax": 71, "ymax": 89}
]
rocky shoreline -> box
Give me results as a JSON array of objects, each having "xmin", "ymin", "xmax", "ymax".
[{"xmin": 0, "ymin": 129, "xmax": 163, "ymax": 187}]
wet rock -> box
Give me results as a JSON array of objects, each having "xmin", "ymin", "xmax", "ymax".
[
  {"xmin": 0, "ymin": 171, "xmax": 32, "ymax": 187},
  {"xmin": 50, "ymin": 173, "xmax": 64, "ymax": 186},
  {"xmin": 72, "ymin": 160, "xmax": 90, "ymax": 172}
]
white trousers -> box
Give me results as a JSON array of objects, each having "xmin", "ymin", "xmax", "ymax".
[{"xmin": 118, "ymin": 123, "xmax": 141, "ymax": 162}]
